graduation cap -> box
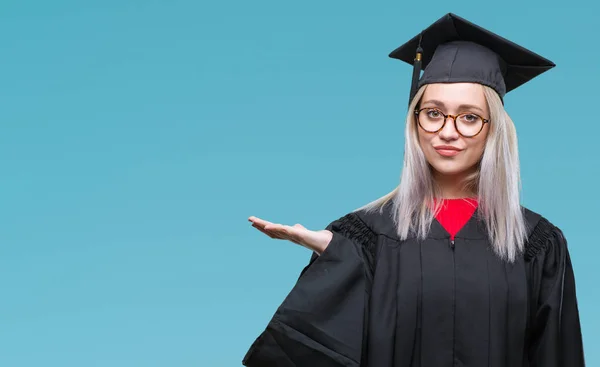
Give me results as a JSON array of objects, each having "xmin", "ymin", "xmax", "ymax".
[{"xmin": 389, "ymin": 13, "xmax": 555, "ymax": 106}]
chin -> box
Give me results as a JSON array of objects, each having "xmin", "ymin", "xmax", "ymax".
[{"xmin": 429, "ymin": 160, "xmax": 473, "ymax": 176}]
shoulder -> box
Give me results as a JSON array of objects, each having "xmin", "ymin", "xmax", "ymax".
[
  {"xmin": 521, "ymin": 205, "xmax": 568, "ymax": 262},
  {"xmin": 326, "ymin": 198, "xmax": 398, "ymax": 241}
]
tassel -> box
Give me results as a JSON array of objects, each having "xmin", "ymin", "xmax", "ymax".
[{"xmin": 408, "ymin": 33, "xmax": 423, "ymax": 106}]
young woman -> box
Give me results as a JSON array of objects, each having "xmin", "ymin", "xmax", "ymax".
[{"xmin": 242, "ymin": 13, "xmax": 585, "ymax": 367}]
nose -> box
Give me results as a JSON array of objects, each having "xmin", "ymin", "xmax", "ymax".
[{"xmin": 438, "ymin": 116, "xmax": 460, "ymax": 141}]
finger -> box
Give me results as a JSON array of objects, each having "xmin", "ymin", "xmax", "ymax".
[
  {"xmin": 252, "ymin": 223, "xmax": 285, "ymax": 239},
  {"xmin": 252, "ymin": 224, "xmax": 277, "ymax": 238},
  {"xmin": 249, "ymin": 216, "xmax": 276, "ymax": 229},
  {"xmin": 269, "ymin": 225, "xmax": 304, "ymax": 243},
  {"xmin": 253, "ymin": 221, "xmax": 307, "ymax": 244},
  {"xmin": 252, "ymin": 223, "xmax": 277, "ymax": 238},
  {"xmin": 263, "ymin": 223, "xmax": 286, "ymax": 232}
]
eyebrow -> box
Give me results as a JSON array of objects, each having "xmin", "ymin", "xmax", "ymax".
[{"xmin": 421, "ymin": 99, "xmax": 486, "ymax": 114}]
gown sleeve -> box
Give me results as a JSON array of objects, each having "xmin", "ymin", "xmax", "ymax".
[
  {"xmin": 525, "ymin": 217, "xmax": 586, "ymax": 366},
  {"xmin": 242, "ymin": 212, "xmax": 377, "ymax": 367}
]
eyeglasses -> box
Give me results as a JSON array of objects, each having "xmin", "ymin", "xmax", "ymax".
[{"xmin": 414, "ymin": 107, "xmax": 490, "ymax": 138}]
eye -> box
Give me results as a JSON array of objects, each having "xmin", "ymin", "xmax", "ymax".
[
  {"xmin": 426, "ymin": 109, "xmax": 442, "ymax": 118},
  {"xmin": 461, "ymin": 114, "xmax": 479, "ymax": 123}
]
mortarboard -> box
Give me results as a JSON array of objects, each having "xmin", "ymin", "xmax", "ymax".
[{"xmin": 389, "ymin": 13, "xmax": 555, "ymax": 105}]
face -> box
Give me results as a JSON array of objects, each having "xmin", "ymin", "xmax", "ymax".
[{"xmin": 416, "ymin": 83, "xmax": 490, "ymax": 178}]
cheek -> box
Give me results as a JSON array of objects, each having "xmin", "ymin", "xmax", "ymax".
[
  {"xmin": 466, "ymin": 136, "xmax": 488, "ymax": 161},
  {"xmin": 417, "ymin": 130, "xmax": 432, "ymax": 151},
  {"xmin": 472, "ymin": 128, "xmax": 490, "ymax": 154}
]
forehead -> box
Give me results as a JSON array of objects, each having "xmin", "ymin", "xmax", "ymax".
[{"xmin": 421, "ymin": 83, "xmax": 487, "ymax": 109}]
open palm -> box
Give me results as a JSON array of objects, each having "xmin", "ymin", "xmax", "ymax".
[{"xmin": 248, "ymin": 216, "xmax": 332, "ymax": 255}]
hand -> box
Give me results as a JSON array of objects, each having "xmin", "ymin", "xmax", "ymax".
[{"xmin": 248, "ymin": 216, "xmax": 333, "ymax": 255}]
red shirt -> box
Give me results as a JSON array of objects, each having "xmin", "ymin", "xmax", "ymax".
[{"xmin": 433, "ymin": 198, "xmax": 478, "ymax": 240}]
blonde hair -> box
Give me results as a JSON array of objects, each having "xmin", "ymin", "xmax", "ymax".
[{"xmin": 357, "ymin": 84, "xmax": 527, "ymax": 262}]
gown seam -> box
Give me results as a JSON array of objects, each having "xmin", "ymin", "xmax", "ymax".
[
  {"xmin": 452, "ymin": 239, "xmax": 457, "ymax": 366},
  {"xmin": 487, "ymin": 255, "xmax": 491, "ymax": 367},
  {"xmin": 503, "ymin": 261, "xmax": 509, "ymax": 367},
  {"xmin": 418, "ymin": 239, "xmax": 424, "ymax": 366}
]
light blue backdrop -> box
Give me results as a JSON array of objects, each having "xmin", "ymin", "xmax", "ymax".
[{"xmin": 1, "ymin": 1, "xmax": 597, "ymax": 366}]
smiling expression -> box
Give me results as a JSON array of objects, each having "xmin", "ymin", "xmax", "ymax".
[{"xmin": 416, "ymin": 83, "xmax": 491, "ymax": 177}]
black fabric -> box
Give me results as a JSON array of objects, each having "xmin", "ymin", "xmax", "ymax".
[
  {"xmin": 242, "ymin": 202, "xmax": 585, "ymax": 366},
  {"xmin": 242, "ymin": 213, "xmax": 375, "ymax": 366},
  {"xmin": 388, "ymin": 13, "xmax": 555, "ymax": 101},
  {"xmin": 525, "ymin": 217, "xmax": 586, "ymax": 366}
]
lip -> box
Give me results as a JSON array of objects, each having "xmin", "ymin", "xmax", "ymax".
[{"xmin": 434, "ymin": 145, "xmax": 462, "ymax": 157}]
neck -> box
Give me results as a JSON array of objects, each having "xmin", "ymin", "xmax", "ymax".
[{"xmin": 433, "ymin": 171, "xmax": 477, "ymax": 199}]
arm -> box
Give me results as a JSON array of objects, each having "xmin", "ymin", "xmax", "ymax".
[
  {"xmin": 527, "ymin": 220, "xmax": 585, "ymax": 366},
  {"xmin": 242, "ymin": 213, "xmax": 376, "ymax": 367}
]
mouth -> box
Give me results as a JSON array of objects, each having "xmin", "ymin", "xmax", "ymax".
[{"xmin": 434, "ymin": 146, "xmax": 462, "ymax": 157}]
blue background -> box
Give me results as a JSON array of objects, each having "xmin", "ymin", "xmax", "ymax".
[{"xmin": 1, "ymin": 1, "xmax": 597, "ymax": 366}]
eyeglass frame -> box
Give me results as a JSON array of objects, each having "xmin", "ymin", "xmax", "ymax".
[{"xmin": 414, "ymin": 107, "xmax": 490, "ymax": 138}]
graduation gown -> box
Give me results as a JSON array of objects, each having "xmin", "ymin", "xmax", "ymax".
[{"xmin": 242, "ymin": 201, "xmax": 585, "ymax": 366}]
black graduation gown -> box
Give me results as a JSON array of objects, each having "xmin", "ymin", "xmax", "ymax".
[{"xmin": 242, "ymin": 201, "xmax": 585, "ymax": 366}]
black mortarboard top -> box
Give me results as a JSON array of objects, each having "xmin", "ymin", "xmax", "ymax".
[{"xmin": 389, "ymin": 13, "xmax": 555, "ymax": 105}]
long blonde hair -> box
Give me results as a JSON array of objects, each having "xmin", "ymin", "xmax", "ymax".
[{"xmin": 358, "ymin": 84, "xmax": 527, "ymax": 262}]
